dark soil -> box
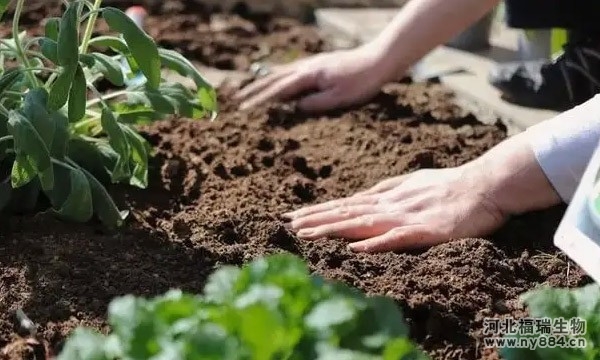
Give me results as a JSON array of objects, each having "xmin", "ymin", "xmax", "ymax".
[
  {"xmin": 1, "ymin": 0, "xmax": 325, "ymax": 71},
  {"xmin": 0, "ymin": 2, "xmax": 592, "ymax": 360}
]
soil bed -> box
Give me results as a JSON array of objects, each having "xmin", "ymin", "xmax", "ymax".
[{"xmin": 0, "ymin": 2, "xmax": 592, "ymax": 360}]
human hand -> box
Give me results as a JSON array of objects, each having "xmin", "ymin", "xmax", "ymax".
[
  {"xmin": 282, "ymin": 165, "xmax": 508, "ymax": 253},
  {"xmin": 235, "ymin": 45, "xmax": 397, "ymax": 113}
]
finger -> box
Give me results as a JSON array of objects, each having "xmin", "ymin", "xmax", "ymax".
[
  {"xmin": 297, "ymin": 87, "xmax": 343, "ymax": 113},
  {"xmin": 295, "ymin": 213, "xmax": 406, "ymax": 240},
  {"xmin": 282, "ymin": 195, "xmax": 379, "ymax": 220},
  {"xmin": 240, "ymin": 71, "xmax": 318, "ymax": 110},
  {"xmin": 348, "ymin": 225, "xmax": 441, "ymax": 253},
  {"xmin": 290, "ymin": 204, "xmax": 381, "ymax": 230},
  {"xmin": 234, "ymin": 70, "xmax": 290, "ymax": 101},
  {"xmin": 353, "ymin": 176, "xmax": 407, "ymax": 197}
]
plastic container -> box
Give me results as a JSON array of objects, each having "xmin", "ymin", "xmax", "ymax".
[{"xmin": 554, "ymin": 140, "xmax": 600, "ymax": 284}]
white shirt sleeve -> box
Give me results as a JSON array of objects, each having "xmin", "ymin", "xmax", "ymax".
[{"xmin": 525, "ymin": 94, "xmax": 600, "ymax": 203}]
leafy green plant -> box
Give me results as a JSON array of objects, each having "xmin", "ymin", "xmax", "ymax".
[
  {"xmin": 500, "ymin": 284, "xmax": 600, "ymax": 359},
  {"xmin": 58, "ymin": 254, "xmax": 427, "ymax": 360},
  {"xmin": 0, "ymin": 0, "xmax": 217, "ymax": 227}
]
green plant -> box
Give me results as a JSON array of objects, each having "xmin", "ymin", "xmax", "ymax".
[
  {"xmin": 500, "ymin": 284, "xmax": 600, "ymax": 359},
  {"xmin": 0, "ymin": 0, "xmax": 217, "ymax": 227},
  {"xmin": 58, "ymin": 254, "xmax": 428, "ymax": 360}
]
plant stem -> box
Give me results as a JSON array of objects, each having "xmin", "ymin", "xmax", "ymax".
[
  {"xmin": 0, "ymin": 135, "xmax": 13, "ymax": 145},
  {"xmin": 12, "ymin": 0, "xmax": 39, "ymax": 87},
  {"xmin": 86, "ymin": 89, "xmax": 128, "ymax": 107},
  {"xmin": 80, "ymin": 0, "xmax": 103, "ymax": 54}
]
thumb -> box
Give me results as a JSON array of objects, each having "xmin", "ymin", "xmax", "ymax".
[{"xmin": 297, "ymin": 87, "xmax": 344, "ymax": 113}]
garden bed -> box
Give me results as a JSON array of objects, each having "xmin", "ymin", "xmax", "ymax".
[{"xmin": 0, "ymin": 1, "xmax": 592, "ymax": 359}]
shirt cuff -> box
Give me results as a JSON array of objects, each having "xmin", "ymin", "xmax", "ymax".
[{"xmin": 525, "ymin": 94, "xmax": 600, "ymax": 203}]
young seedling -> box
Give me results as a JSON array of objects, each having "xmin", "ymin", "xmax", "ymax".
[{"xmin": 0, "ymin": 0, "xmax": 217, "ymax": 228}]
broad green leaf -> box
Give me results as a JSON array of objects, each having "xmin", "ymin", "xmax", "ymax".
[
  {"xmin": 199, "ymin": 87, "xmax": 218, "ymax": 121},
  {"xmin": 67, "ymin": 137, "xmax": 117, "ymax": 184},
  {"xmin": 158, "ymin": 49, "xmax": 212, "ymax": 90},
  {"xmin": 57, "ymin": 2, "xmax": 80, "ymax": 67},
  {"xmin": 306, "ymin": 298, "xmax": 357, "ymax": 331},
  {"xmin": 204, "ymin": 266, "xmax": 241, "ymax": 303},
  {"xmin": 125, "ymin": 83, "xmax": 205, "ymax": 119},
  {"xmin": 89, "ymin": 53, "xmax": 125, "ymax": 86},
  {"xmin": 79, "ymin": 54, "xmax": 96, "ymax": 68},
  {"xmin": 120, "ymin": 125, "xmax": 148, "ymax": 188},
  {"xmin": 238, "ymin": 305, "xmax": 289, "ymax": 359},
  {"xmin": 103, "ymin": 7, "xmax": 161, "ymax": 89},
  {"xmin": 56, "ymin": 328, "xmax": 109, "ymax": 360},
  {"xmin": 46, "ymin": 162, "xmax": 93, "ymax": 222},
  {"xmin": 8, "ymin": 111, "xmax": 53, "ymax": 190},
  {"xmin": 113, "ymin": 103, "xmax": 158, "ymax": 124},
  {"xmin": 40, "ymin": 38, "xmax": 59, "ymax": 63},
  {"xmin": 44, "ymin": 17, "xmax": 61, "ymax": 41},
  {"xmin": 49, "ymin": 112, "xmax": 69, "ymax": 159},
  {"xmin": 159, "ymin": 49, "xmax": 218, "ymax": 119},
  {"xmin": 69, "ymin": 65, "xmax": 87, "ymax": 123},
  {"xmin": 100, "ymin": 108, "xmax": 130, "ymax": 182},
  {"xmin": 316, "ymin": 345, "xmax": 380, "ymax": 360},
  {"xmin": 49, "ymin": 66, "xmax": 76, "ymax": 110},
  {"xmin": 87, "ymin": 36, "xmax": 129, "ymax": 53},
  {"xmin": 11, "ymin": 153, "xmax": 37, "ymax": 188},
  {"xmin": 366, "ymin": 296, "xmax": 409, "ymax": 338},
  {"xmin": 0, "ymin": 0, "xmax": 9, "ymax": 21},
  {"xmin": 23, "ymin": 88, "xmax": 54, "ymax": 147},
  {"xmin": 383, "ymin": 338, "xmax": 429, "ymax": 360}
]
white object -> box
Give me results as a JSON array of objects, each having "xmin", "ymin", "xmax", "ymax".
[
  {"xmin": 522, "ymin": 94, "xmax": 600, "ymax": 283},
  {"xmin": 554, "ymin": 138, "xmax": 600, "ymax": 284}
]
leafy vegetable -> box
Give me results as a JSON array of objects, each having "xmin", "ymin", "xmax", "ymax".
[
  {"xmin": 500, "ymin": 284, "xmax": 600, "ymax": 360},
  {"xmin": 0, "ymin": 0, "xmax": 217, "ymax": 228},
  {"xmin": 58, "ymin": 254, "xmax": 428, "ymax": 360}
]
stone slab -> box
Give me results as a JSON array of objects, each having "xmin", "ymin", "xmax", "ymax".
[{"xmin": 315, "ymin": 8, "xmax": 560, "ymax": 133}]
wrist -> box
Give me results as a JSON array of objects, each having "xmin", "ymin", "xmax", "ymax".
[
  {"xmin": 358, "ymin": 41, "xmax": 407, "ymax": 84},
  {"xmin": 469, "ymin": 135, "xmax": 562, "ymax": 216}
]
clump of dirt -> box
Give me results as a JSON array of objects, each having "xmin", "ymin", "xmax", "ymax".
[
  {"xmin": 0, "ymin": 0, "xmax": 325, "ymax": 72},
  {"xmin": 0, "ymin": 81, "xmax": 590, "ymax": 360}
]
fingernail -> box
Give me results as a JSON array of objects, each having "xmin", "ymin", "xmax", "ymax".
[
  {"xmin": 297, "ymin": 229, "xmax": 315, "ymax": 238},
  {"xmin": 348, "ymin": 243, "xmax": 365, "ymax": 252},
  {"xmin": 280, "ymin": 212, "xmax": 295, "ymax": 220},
  {"xmin": 283, "ymin": 222, "xmax": 292, "ymax": 230}
]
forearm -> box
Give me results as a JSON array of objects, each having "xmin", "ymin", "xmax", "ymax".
[
  {"xmin": 468, "ymin": 94, "xmax": 600, "ymax": 215},
  {"xmin": 366, "ymin": 0, "xmax": 501, "ymax": 80}
]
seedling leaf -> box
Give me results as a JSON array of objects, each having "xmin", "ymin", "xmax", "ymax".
[
  {"xmin": 100, "ymin": 108, "xmax": 131, "ymax": 182},
  {"xmin": 40, "ymin": 38, "xmax": 59, "ymax": 64},
  {"xmin": 49, "ymin": 66, "xmax": 76, "ymax": 110},
  {"xmin": 87, "ymin": 35, "xmax": 129, "ymax": 53},
  {"xmin": 102, "ymin": 7, "xmax": 161, "ymax": 89},
  {"xmin": 23, "ymin": 88, "xmax": 54, "ymax": 147},
  {"xmin": 57, "ymin": 2, "xmax": 80, "ymax": 67},
  {"xmin": 8, "ymin": 110, "xmax": 53, "ymax": 190},
  {"xmin": 88, "ymin": 53, "xmax": 124, "ymax": 86},
  {"xmin": 44, "ymin": 17, "xmax": 61, "ymax": 41},
  {"xmin": 81, "ymin": 166, "xmax": 128, "ymax": 228},
  {"xmin": 68, "ymin": 65, "xmax": 87, "ymax": 123},
  {"xmin": 45, "ymin": 161, "xmax": 93, "ymax": 222}
]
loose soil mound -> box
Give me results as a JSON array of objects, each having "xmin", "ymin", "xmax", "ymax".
[{"xmin": 0, "ymin": 2, "xmax": 592, "ymax": 359}]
